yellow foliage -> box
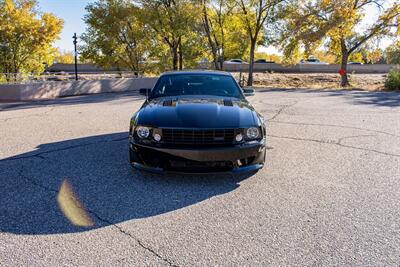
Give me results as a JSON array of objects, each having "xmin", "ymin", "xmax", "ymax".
[
  {"xmin": 54, "ymin": 50, "xmax": 74, "ymax": 64},
  {"xmin": 254, "ymin": 52, "xmax": 282, "ymax": 63},
  {"xmin": 0, "ymin": 0, "xmax": 63, "ymax": 77}
]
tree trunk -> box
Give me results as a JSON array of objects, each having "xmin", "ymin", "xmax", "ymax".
[
  {"xmin": 178, "ymin": 42, "xmax": 183, "ymax": 70},
  {"xmin": 172, "ymin": 45, "xmax": 178, "ymax": 70},
  {"xmin": 219, "ymin": 45, "xmax": 224, "ymax": 70},
  {"xmin": 340, "ymin": 51, "xmax": 350, "ymax": 87},
  {"xmin": 211, "ymin": 49, "xmax": 219, "ymax": 70},
  {"xmin": 340, "ymin": 38, "xmax": 350, "ymax": 87},
  {"xmin": 247, "ymin": 39, "xmax": 256, "ymax": 86},
  {"xmin": 201, "ymin": 0, "xmax": 220, "ymax": 70}
]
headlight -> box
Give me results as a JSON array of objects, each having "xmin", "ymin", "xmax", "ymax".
[
  {"xmin": 136, "ymin": 126, "xmax": 150, "ymax": 138},
  {"xmin": 246, "ymin": 127, "xmax": 259, "ymax": 139}
]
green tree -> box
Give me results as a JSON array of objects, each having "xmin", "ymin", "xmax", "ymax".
[
  {"xmin": 385, "ymin": 41, "xmax": 400, "ymax": 64},
  {"xmin": 0, "ymin": 0, "xmax": 63, "ymax": 81},
  {"xmin": 280, "ymin": 0, "xmax": 400, "ymax": 87},
  {"xmin": 201, "ymin": 0, "xmax": 231, "ymax": 69},
  {"xmin": 222, "ymin": 9, "xmax": 252, "ymax": 61},
  {"xmin": 236, "ymin": 0, "xmax": 286, "ymax": 86},
  {"xmin": 81, "ymin": 0, "xmax": 150, "ymax": 72},
  {"xmin": 140, "ymin": 0, "xmax": 201, "ymax": 70},
  {"xmin": 201, "ymin": 0, "xmax": 253, "ymax": 69}
]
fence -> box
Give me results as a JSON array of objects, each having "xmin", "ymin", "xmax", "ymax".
[{"xmin": 223, "ymin": 63, "xmax": 397, "ymax": 74}]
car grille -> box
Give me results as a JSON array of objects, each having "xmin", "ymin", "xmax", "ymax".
[{"xmin": 162, "ymin": 128, "xmax": 235, "ymax": 145}]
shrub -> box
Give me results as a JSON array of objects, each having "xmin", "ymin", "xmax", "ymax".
[{"xmin": 385, "ymin": 69, "xmax": 400, "ymax": 91}]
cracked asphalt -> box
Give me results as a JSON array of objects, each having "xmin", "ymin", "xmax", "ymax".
[{"xmin": 1, "ymin": 89, "xmax": 400, "ymax": 266}]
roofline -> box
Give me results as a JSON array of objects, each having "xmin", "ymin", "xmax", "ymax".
[{"xmin": 160, "ymin": 70, "xmax": 232, "ymax": 76}]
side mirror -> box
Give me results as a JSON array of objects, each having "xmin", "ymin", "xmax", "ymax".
[
  {"xmin": 139, "ymin": 88, "xmax": 151, "ymax": 97},
  {"xmin": 242, "ymin": 87, "xmax": 255, "ymax": 96}
]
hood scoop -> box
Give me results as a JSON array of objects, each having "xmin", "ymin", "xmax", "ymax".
[
  {"xmin": 163, "ymin": 100, "xmax": 174, "ymax": 106},
  {"xmin": 223, "ymin": 99, "xmax": 234, "ymax": 106}
]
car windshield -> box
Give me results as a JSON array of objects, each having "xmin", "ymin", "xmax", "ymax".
[{"xmin": 150, "ymin": 74, "xmax": 242, "ymax": 99}]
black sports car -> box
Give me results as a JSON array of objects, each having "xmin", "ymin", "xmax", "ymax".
[{"xmin": 129, "ymin": 71, "xmax": 266, "ymax": 173}]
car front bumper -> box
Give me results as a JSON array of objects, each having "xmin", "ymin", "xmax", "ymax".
[{"xmin": 129, "ymin": 139, "xmax": 266, "ymax": 174}]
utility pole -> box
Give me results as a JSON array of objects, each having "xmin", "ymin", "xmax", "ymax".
[{"xmin": 73, "ymin": 33, "xmax": 78, "ymax": 81}]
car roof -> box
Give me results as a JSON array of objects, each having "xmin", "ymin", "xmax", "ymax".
[{"xmin": 160, "ymin": 70, "xmax": 232, "ymax": 77}]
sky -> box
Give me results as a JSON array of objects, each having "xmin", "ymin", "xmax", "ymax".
[
  {"xmin": 37, "ymin": 0, "xmax": 93, "ymax": 52},
  {"xmin": 38, "ymin": 0, "xmax": 396, "ymax": 55}
]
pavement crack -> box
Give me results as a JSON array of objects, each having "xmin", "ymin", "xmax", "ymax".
[
  {"xmin": 0, "ymin": 136, "xmax": 127, "ymax": 163},
  {"xmin": 0, "ymin": 107, "xmax": 56, "ymax": 122},
  {"xmin": 267, "ymin": 134, "xmax": 400, "ymax": 158},
  {"xmin": 18, "ymin": 165, "xmax": 58, "ymax": 193},
  {"xmin": 87, "ymin": 210, "xmax": 177, "ymax": 266},
  {"xmin": 267, "ymin": 101, "xmax": 299, "ymax": 121},
  {"xmin": 269, "ymin": 120, "xmax": 400, "ymax": 138},
  {"xmin": 337, "ymin": 134, "xmax": 375, "ymax": 144}
]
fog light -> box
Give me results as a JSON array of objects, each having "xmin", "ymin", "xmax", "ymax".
[
  {"xmin": 235, "ymin": 133, "xmax": 243, "ymax": 142},
  {"xmin": 154, "ymin": 133, "xmax": 161, "ymax": 142}
]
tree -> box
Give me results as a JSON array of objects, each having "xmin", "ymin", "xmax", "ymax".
[
  {"xmin": 222, "ymin": 11, "xmax": 253, "ymax": 61},
  {"xmin": 54, "ymin": 50, "xmax": 74, "ymax": 64},
  {"xmin": 254, "ymin": 51, "xmax": 282, "ymax": 62},
  {"xmin": 236, "ymin": 0, "xmax": 285, "ymax": 86},
  {"xmin": 81, "ymin": 0, "xmax": 211, "ymax": 73},
  {"xmin": 81, "ymin": 0, "xmax": 150, "ymax": 72},
  {"xmin": 385, "ymin": 41, "xmax": 400, "ymax": 64},
  {"xmin": 312, "ymin": 50, "xmax": 337, "ymax": 64},
  {"xmin": 201, "ymin": 0, "xmax": 253, "ymax": 69},
  {"xmin": 201, "ymin": 0, "xmax": 233, "ymax": 69},
  {"xmin": 280, "ymin": 0, "xmax": 400, "ymax": 87},
  {"xmin": 362, "ymin": 48, "xmax": 384, "ymax": 64},
  {"xmin": 140, "ymin": 0, "xmax": 200, "ymax": 70},
  {"xmin": 0, "ymin": 0, "xmax": 63, "ymax": 81}
]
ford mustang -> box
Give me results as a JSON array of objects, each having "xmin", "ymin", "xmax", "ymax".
[{"xmin": 129, "ymin": 71, "xmax": 266, "ymax": 173}]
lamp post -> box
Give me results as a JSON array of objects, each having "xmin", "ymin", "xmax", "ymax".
[{"xmin": 73, "ymin": 33, "xmax": 78, "ymax": 81}]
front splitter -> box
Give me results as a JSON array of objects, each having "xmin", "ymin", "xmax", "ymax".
[{"xmin": 131, "ymin": 162, "xmax": 264, "ymax": 175}]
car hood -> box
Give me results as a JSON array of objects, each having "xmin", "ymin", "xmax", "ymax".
[{"xmin": 136, "ymin": 96, "xmax": 258, "ymax": 128}]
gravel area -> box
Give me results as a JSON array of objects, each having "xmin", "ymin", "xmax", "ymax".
[{"xmin": 233, "ymin": 73, "xmax": 388, "ymax": 90}]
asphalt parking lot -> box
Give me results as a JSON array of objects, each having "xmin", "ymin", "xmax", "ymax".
[{"xmin": 1, "ymin": 89, "xmax": 400, "ymax": 266}]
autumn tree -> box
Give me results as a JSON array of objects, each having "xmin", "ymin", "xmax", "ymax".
[
  {"xmin": 201, "ymin": 0, "xmax": 231, "ymax": 69},
  {"xmin": 254, "ymin": 51, "xmax": 283, "ymax": 63},
  {"xmin": 201, "ymin": 0, "xmax": 252, "ymax": 69},
  {"xmin": 360, "ymin": 48, "xmax": 384, "ymax": 64},
  {"xmin": 139, "ymin": 0, "xmax": 201, "ymax": 70},
  {"xmin": 280, "ymin": 0, "xmax": 400, "ymax": 87},
  {"xmin": 385, "ymin": 41, "xmax": 400, "ymax": 64},
  {"xmin": 0, "ymin": 0, "xmax": 63, "ymax": 81},
  {"xmin": 81, "ymin": 0, "xmax": 150, "ymax": 72},
  {"xmin": 236, "ymin": 0, "xmax": 285, "ymax": 86},
  {"xmin": 54, "ymin": 50, "xmax": 74, "ymax": 64}
]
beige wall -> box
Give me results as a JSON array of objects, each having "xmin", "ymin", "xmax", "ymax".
[{"xmin": 0, "ymin": 77, "xmax": 158, "ymax": 101}]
